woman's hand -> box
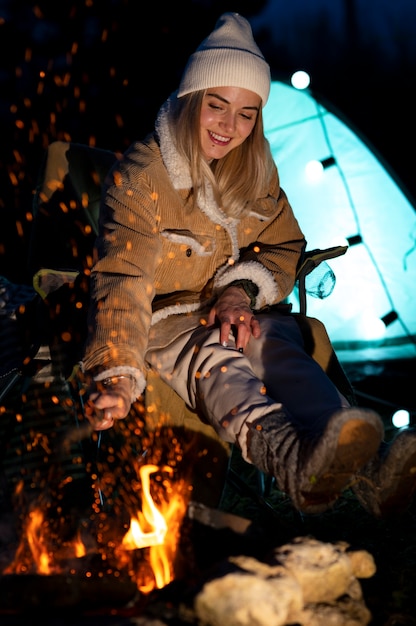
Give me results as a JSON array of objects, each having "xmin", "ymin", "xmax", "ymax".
[
  {"xmin": 83, "ymin": 376, "xmax": 133, "ymax": 431},
  {"xmin": 207, "ymin": 285, "xmax": 261, "ymax": 351}
]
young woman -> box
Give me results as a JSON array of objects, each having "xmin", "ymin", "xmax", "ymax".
[{"xmin": 81, "ymin": 12, "xmax": 416, "ymax": 517}]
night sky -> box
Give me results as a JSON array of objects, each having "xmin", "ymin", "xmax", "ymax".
[{"xmin": 1, "ymin": 0, "xmax": 415, "ymax": 283}]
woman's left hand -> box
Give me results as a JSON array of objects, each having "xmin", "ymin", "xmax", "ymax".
[{"xmin": 207, "ymin": 285, "xmax": 261, "ymax": 351}]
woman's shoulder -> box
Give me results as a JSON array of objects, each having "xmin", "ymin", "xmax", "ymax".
[
  {"xmin": 106, "ymin": 132, "xmax": 175, "ymax": 195},
  {"xmin": 112, "ymin": 132, "xmax": 164, "ymax": 178},
  {"xmin": 124, "ymin": 132, "xmax": 160, "ymax": 163}
]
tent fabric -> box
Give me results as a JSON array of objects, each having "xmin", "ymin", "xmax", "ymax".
[{"xmin": 263, "ymin": 81, "xmax": 416, "ymax": 363}]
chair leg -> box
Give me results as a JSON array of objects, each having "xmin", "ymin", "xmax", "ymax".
[{"xmin": 257, "ymin": 470, "xmax": 276, "ymax": 498}]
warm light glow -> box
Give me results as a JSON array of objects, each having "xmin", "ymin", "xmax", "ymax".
[
  {"xmin": 305, "ymin": 159, "xmax": 324, "ymax": 181},
  {"xmin": 357, "ymin": 312, "xmax": 387, "ymax": 340},
  {"xmin": 392, "ymin": 410, "xmax": 410, "ymax": 428},
  {"xmin": 290, "ymin": 70, "xmax": 310, "ymax": 90},
  {"xmin": 74, "ymin": 530, "xmax": 87, "ymax": 558}
]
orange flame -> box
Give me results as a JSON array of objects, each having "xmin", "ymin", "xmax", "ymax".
[
  {"xmin": 73, "ymin": 529, "xmax": 87, "ymax": 558},
  {"xmin": 4, "ymin": 464, "xmax": 189, "ymax": 594},
  {"xmin": 26, "ymin": 509, "xmax": 53, "ymax": 574},
  {"xmin": 4, "ymin": 508, "xmax": 54, "ymax": 575},
  {"xmin": 116, "ymin": 464, "xmax": 188, "ymax": 592}
]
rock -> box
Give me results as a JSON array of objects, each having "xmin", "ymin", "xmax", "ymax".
[
  {"xmin": 194, "ymin": 568, "xmax": 303, "ymax": 626},
  {"xmin": 298, "ymin": 596, "xmax": 372, "ymax": 626},
  {"xmin": 194, "ymin": 536, "xmax": 375, "ymax": 626},
  {"xmin": 272, "ymin": 536, "xmax": 374, "ymax": 604}
]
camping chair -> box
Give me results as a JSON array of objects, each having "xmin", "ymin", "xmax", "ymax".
[{"xmin": 2, "ymin": 141, "xmax": 352, "ymax": 515}]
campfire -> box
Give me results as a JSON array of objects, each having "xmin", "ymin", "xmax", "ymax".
[
  {"xmin": 2, "ymin": 462, "xmax": 189, "ymax": 593},
  {"xmin": 0, "ymin": 381, "xmax": 377, "ymax": 625},
  {"xmin": 0, "ymin": 457, "xmax": 377, "ymax": 626}
]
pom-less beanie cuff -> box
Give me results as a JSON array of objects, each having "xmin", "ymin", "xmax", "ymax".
[{"xmin": 177, "ymin": 12, "xmax": 271, "ymax": 107}]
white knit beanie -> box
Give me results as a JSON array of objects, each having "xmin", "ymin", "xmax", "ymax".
[{"xmin": 177, "ymin": 12, "xmax": 271, "ymax": 107}]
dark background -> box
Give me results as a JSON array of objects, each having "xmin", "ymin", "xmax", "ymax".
[{"xmin": 1, "ymin": 0, "xmax": 416, "ymax": 285}]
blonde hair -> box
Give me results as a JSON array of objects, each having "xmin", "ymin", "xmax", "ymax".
[{"xmin": 170, "ymin": 91, "xmax": 276, "ymax": 218}]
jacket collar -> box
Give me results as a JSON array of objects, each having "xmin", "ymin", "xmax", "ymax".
[
  {"xmin": 155, "ymin": 93, "xmax": 274, "ymax": 228},
  {"xmin": 155, "ymin": 94, "xmax": 238, "ymax": 229},
  {"xmin": 155, "ymin": 93, "xmax": 193, "ymax": 191}
]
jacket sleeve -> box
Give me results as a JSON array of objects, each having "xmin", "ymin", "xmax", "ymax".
[{"xmin": 81, "ymin": 153, "xmax": 160, "ymax": 399}]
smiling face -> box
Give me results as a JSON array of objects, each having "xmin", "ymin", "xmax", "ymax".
[{"xmin": 199, "ymin": 86, "xmax": 261, "ymax": 162}]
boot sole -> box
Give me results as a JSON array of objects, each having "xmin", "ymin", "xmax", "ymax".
[{"xmin": 300, "ymin": 419, "xmax": 382, "ymax": 513}]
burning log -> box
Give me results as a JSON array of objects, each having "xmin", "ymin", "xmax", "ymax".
[
  {"xmin": 192, "ymin": 536, "xmax": 375, "ymax": 626},
  {"xmin": 0, "ymin": 570, "xmax": 137, "ymax": 612}
]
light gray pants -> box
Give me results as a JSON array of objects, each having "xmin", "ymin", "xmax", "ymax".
[{"xmin": 146, "ymin": 311, "xmax": 348, "ymax": 461}]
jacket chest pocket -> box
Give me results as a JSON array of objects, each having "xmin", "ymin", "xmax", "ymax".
[
  {"xmin": 160, "ymin": 229, "xmax": 216, "ymax": 258},
  {"xmin": 157, "ymin": 229, "xmax": 217, "ymax": 289}
]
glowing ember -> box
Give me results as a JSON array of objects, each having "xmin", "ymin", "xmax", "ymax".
[{"xmin": 73, "ymin": 530, "xmax": 87, "ymax": 559}]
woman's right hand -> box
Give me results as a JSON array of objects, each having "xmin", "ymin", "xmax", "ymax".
[
  {"xmin": 207, "ymin": 285, "xmax": 261, "ymax": 351},
  {"xmin": 82, "ymin": 376, "xmax": 133, "ymax": 431}
]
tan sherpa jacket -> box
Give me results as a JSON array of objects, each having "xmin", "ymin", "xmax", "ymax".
[{"xmin": 82, "ymin": 97, "xmax": 306, "ymax": 400}]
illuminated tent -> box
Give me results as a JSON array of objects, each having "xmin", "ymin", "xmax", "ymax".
[{"xmin": 263, "ymin": 81, "xmax": 416, "ymax": 363}]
